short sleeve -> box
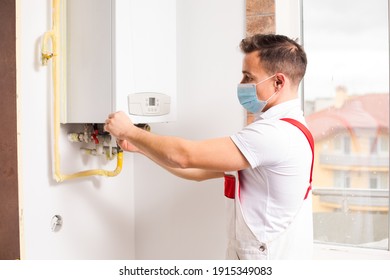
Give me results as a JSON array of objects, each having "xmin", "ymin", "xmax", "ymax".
[{"xmin": 230, "ymin": 120, "xmax": 290, "ymax": 169}]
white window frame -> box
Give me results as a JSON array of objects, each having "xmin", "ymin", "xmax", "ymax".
[{"xmin": 275, "ymin": 0, "xmax": 390, "ymax": 259}]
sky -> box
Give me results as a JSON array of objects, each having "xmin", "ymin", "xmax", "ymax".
[{"xmin": 302, "ymin": 0, "xmax": 389, "ymax": 100}]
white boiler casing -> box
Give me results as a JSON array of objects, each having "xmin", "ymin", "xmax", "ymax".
[{"xmin": 62, "ymin": 0, "xmax": 177, "ymax": 124}]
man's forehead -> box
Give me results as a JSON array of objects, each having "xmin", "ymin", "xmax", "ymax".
[
  {"xmin": 243, "ymin": 52, "xmax": 262, "ymax": 73},
  {"xmin": 244, "ymin": 51, "xmax": 260, "ymax": 61}
]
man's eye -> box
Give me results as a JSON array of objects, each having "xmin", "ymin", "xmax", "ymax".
[{"xmin": 242, "ymin": 76, "xmax": 252, "ymax": 83}]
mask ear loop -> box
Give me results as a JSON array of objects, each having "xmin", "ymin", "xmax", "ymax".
[
  {"xmin": 264, "ymin": 76, "xmax": 282, "ymax": 105},
  {"xmin": 254, "ymin": 74, "xmax": 276, "ymax": 86},
  {"xmin": 265, "ymin": 89, "xmax": 278, "ymax": 103}
]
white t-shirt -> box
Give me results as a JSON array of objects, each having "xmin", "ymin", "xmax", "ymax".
[{"xmin": 230, "ymin": 99, "xmax": 312, "ymax": 242}]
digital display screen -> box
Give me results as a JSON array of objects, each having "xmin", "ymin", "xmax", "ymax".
[{"xmin": 149, "ymin": 97, "xmax": 156, "ymax": 106}]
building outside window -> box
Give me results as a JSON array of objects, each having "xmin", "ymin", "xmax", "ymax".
[{"xmin": 303, "ymin": 0, "xmax": 389, "ymax": 250}]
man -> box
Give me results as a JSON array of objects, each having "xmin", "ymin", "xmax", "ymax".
[{"xmin": 104, "ymin": 34, "xmax": 314, "ymax": 259}]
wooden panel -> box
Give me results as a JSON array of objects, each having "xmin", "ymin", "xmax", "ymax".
[
  {"xmin": 0, "ymin": 0, "xmax": 20, "ymax": 260},
  {"xmin": 246, "ymin": 0, "xmax": 275, "ymax": 36}
]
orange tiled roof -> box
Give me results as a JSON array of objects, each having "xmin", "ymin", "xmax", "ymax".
[{"xmin": 306, "ymin": 93, "xmax": 389, "ymax": 140}]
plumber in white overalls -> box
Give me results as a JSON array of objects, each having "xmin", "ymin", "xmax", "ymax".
[{"xmin": 104, "ymin": 34, "xmax": 314, "ymax": 260}]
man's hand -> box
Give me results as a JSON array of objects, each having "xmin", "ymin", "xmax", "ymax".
[
  {"xmin": 105, "ymin": 112, "xmax": 141, "ymax": 153},
  {"xmin": 104, "ymin": 111, "xmax": 134, "ymax": 140}
]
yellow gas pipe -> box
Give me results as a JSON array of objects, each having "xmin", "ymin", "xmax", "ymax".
[{"xmin": 42, "ymin": 0, "xmax": 123, "ymax": 182}]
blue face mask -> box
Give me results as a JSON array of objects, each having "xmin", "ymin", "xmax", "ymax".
[{"xmin": 237, "ymin": 74, "xmax": 276, "ymax": 113}]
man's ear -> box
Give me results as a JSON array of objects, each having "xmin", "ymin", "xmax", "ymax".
[{"xmin": 274, "ymin": 73, "xmax": 285, "ymax": 89}]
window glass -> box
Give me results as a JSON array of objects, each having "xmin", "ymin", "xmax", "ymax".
[{"xmin": 303, "ymin": 0, "xmax": 389, "ymax": 250}]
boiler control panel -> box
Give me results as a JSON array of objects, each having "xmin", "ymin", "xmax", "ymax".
[{"xmin": 128, "ymin": 92, "xmax": 171, "ymax": 116}]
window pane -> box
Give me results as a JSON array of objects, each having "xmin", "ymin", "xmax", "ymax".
[{"xmin": 303, "ymin": 0, "xmax": 389, "ymax": 250}]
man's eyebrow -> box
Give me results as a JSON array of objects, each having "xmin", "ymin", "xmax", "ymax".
[{"xmin": 242, "ymin": 70, "xmax": 253, "ymax": 75}]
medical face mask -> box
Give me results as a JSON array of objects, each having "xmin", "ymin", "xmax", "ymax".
[{"xmin": 237, "ymin": 74, "xmax": 276, "ymax": 113}]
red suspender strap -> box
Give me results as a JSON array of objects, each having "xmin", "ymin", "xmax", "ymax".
[{"xmin": 280, "ymin": 118, "xmax": 315, "ymax": 200}]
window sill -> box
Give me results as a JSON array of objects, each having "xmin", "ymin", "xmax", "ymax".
[{"xmin": 314, "ymin": 243, "xmax": 390, "ymax": 259}]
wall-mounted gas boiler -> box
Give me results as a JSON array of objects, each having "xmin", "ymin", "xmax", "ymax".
[{"xmin": 41, "ymin": 0, "xmax": 176, "ymax": 182}]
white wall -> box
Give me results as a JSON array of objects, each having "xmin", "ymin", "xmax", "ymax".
[
  {"xmin": 275, "ymin": 0, "xmax": 302, "ymax": 41},
  {"xmin": 133, "ymin": 0, "xmax": 245, "ymax": 259},
  {"xmin": 18, "ymin": 0, "xmax": 245, "ymax": 260}
]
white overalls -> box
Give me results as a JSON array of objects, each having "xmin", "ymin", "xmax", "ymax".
[{"xmin": 225, "ymin": 118, "xmax": 314, "ymax": 260}]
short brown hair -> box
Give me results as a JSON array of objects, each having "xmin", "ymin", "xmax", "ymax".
[{"xmin": 240, "ymin": 34, "xmax": 307, "ymax": 85}]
